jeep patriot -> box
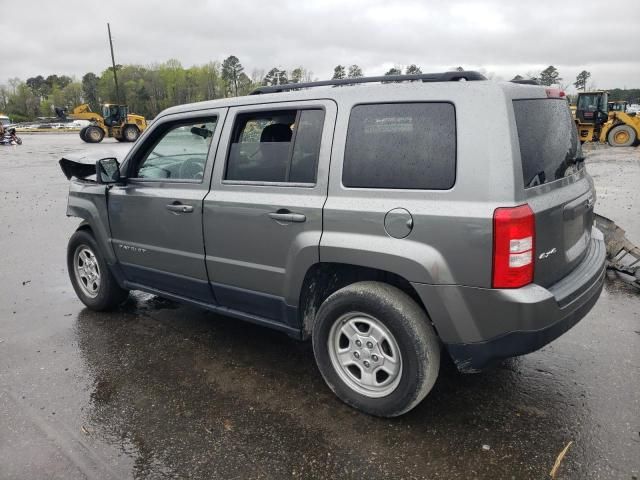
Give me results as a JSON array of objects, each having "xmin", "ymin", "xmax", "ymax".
[{"xmin": 60, "ymin": 71, "xmax": 606, "ymax": 416}]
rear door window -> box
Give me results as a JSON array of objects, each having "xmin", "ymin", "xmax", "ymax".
[
  {"xmin": 225, "ymin": 109, "xmax": 325, "ymax": 184},
  {"xmin": 513, "ymin": 99, "xmax": 582, "ymax": 188},
  {"xmin": 342, "ymin": 103, "xmax": 456, "ymax": 189}
]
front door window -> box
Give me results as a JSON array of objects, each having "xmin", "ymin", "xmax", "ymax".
[{"xmin": 135, "ymin": 119, "xmax": 217, "ymax": 182}]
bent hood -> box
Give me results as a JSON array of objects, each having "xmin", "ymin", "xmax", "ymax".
[{"xmin": 59, "ymin": 148, "xmax": 126, "ymax": 180}]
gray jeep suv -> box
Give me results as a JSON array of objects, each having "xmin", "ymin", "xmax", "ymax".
[{"xmin": 60, "ymin": 71, "xmax": 606, "ymax": 417}]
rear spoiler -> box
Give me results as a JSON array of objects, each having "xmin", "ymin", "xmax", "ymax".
[{"xmin": 59, "ymin": 158, "xmax": 96, "ymax": 180}]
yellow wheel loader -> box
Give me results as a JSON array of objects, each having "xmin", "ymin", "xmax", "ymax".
[
  {"xmin": 574, "ymin": 91, "xmax": 639, "ymax": 147},
  {"xmin": 55, "ymin": 104, "xmax": 147, "ymax": 143}
]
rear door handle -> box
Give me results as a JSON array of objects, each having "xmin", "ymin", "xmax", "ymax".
[
  {"xmin": 268, "ymin": 210, "xmax": 306, "ymax": 223},
  {"xmin": 166, "ymin": 203, "xmax": 194, "ymax": 213}
]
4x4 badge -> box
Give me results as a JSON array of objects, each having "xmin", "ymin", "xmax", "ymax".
[{"xmin": 539, "ymin": 248, "xmax": 557, "ymax": 260}]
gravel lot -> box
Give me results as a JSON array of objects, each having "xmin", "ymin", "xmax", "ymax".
[{"xmin": 0, "ymin": 134, "xmax": 638, "ymax": 479}]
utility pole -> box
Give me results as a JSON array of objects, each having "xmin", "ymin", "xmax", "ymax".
[{"xmin": 107, "ymin": 23, "xmax": 120, "ymax": 104}]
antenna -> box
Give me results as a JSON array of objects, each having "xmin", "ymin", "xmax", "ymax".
[{"xmin": 107, "ymin": 23, "xmax": 120, "ymax": 104}]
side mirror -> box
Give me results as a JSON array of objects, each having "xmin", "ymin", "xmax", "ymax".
[{"xmin": 96, "ymin": 158, "xmax": 122, "ymax": 184}]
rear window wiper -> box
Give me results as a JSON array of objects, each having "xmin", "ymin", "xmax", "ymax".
[{"xmin": 526, "ymin": 171, "xmax": 546, "ymax": 188}]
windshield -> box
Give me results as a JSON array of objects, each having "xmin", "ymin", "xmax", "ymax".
[
  {"xmin": 577, "ymin": 93, "xmax": 608, "ymax": 113},
  {"xmin": 513, "ymin": 99, "xmax": 583, "ymax": 189}
]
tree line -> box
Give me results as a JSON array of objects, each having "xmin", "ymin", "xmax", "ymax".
[{"xmin": 0, "ymin": 57, "xmax": 636, "ymax": 122}]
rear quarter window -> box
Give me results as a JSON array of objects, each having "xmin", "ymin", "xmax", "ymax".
[
  {"xmin": 342, "ymin": 103, "xmax": 456, "ymax": 189},
  {"xmin": 513, "ymin": 98, "xmax": 582, "ymax": 189}
]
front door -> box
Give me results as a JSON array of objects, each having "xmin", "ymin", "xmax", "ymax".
[
  {"xmin": 203, "ymin": 101, "xmax": 336, "ymax": 325},
  {"xmin": 108, "ymin": 109, "xmax": 226, "ymax": 302}
]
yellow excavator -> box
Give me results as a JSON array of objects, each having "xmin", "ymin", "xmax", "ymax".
[
  {"xmin": 574, "ymin": 90, "xmax": 639, "ymax": 147},
  {"xmin": 56, "ymin": 104, "xmax": 147, "ymax": 143}
]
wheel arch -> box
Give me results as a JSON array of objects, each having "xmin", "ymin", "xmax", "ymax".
[
  {"xmin": 72, "ymin": 219, "xmax": 128, "ymax": 289},
  {"xmin": 297, "ymin": 262, "xmax": 434, "ymax": 340},
  {"xmin": 66, "ymin": 182, "xmax": 116, "ymax": 264},
  {"xmin": 75, "ymin": 220, "xmax": 94, "ymax": 234}
]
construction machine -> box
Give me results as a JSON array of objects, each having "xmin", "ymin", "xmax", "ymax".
[
  {"xmin": 55, "ymin": 104, "xmax": 147, "ymax": 143},
  {"xmin": 574, "ymin": 90, "xmax": 639, "ymax": 147},
  {"xmin": 608, "ymin": 100, "xmax": 628, "ymax": 113}
]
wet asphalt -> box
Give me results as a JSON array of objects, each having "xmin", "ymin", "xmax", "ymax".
[{"xmin": 0, "ymin": 134, "xmax": 638, "ymax": 479}]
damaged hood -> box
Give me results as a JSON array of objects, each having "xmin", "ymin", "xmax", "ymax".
[{"xmin": 59, "ymin": 148, "xmax": 125, "ymax": 180}]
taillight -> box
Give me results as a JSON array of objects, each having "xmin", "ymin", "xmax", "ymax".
[
  {"xmin": 492, "ymin": 204, "xmax": 535, "ymax": 288},
  {"xmin": 545, "ymin": 88, "xmax": 566, "ymax": 98}
]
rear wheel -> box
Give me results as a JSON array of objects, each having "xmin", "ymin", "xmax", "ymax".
[
  {"xmin": 79, "ymin": 126, "xmax": 89, "ymax": 142},
  {"xmin": 84, "ymin": 126, "xmax": 105, "ymax": 143},
  {"xmin": 67, "ymin": 230, "xmax": 129, "ymax": 311},
  {"xmin": 123, "ymin": 125, "xmax": 140, "ymax": 142},
  {"xmin": 312, "ymin": 281, "xmax": 440, "ymax": 417},
  {"xmin": 607, "ymin": 125, "xmax": 636, "ymax": 147}
]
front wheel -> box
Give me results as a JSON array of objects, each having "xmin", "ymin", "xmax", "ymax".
[
  {"xmin": 79, "ymin": 126, "xmax": 89, "ymax": 142},
  {"xmin": 123, "ymin": 125, "xmax": 140, "ymax": 142},
  {"xmin": 607, "ymin": 125, "xmax": 636, "ymax": 147},
  {"xmin": 84, "ymin": 126, "xmax": 105, "ymax": 143},
  {"xmin": 312, "ymin": 281, "xmax": 440, "ymax": 417},
  {"xmin": 67, "ymin": 230, "xmax": 129, "ymax": 311}
]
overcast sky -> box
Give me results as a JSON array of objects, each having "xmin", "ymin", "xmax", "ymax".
[{"xmin": 2, "ymin": 0, "xmax": 639, "ymax": 90}]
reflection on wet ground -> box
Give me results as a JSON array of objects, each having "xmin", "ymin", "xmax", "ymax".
[{"xmin": 0, "ymin": 135, "xmax": 638, "ymax": 479}]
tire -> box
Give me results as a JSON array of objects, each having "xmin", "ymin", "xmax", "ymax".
[
  {"xmin": 84, "ymin": 126, "xmax": 105, "ymax": 143},
  {"xmin": 607, "ymin": 125, "xmax": 636, "ymax": 147},
  {"xmin": 122, "ymin": 125, "xmax": 140, "ymax": 142},
  {"xmin": 67, "ymin": 229, "xmax": 129, "ymax": 311},
  {"xmin": 312, "ymin": 281, "xmax": 440, "ymax": 417},
  {"xmin": 79, "ymin": 126, "xmax": 89, "ymax": 142}
]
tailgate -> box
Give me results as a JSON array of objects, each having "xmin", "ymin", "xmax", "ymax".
[
  {"xmin": 528, "ymin": 175, "xmax": 595, "ymax": 287},
  {"xmin": 513, "ymin": 97, "xmax": 594, "ymax": 287}
]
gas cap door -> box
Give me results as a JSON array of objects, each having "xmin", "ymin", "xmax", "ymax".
[{"xmin": 384, "ymin": 208, "xmax": 414, "ymax": 239}]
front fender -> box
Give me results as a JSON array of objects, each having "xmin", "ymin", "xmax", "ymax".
[{"xmin": 67, "ymin": 181, "xmax": 116, "ymax": 264}]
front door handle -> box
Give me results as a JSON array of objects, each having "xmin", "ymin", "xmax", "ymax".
[
  {"xmin": 268, "ymin": 210, "xmax": 306, "ymax": 223},
  {"xmin": 166, "ymin": 203, "xmax": 194, "ymax": 214}
]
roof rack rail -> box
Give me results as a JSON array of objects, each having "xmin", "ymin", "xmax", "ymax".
[
  {"xmin": 250, "ymin": 70, "xmax": 487, "ymax": 95},
  {"xmin": 510, "ymin": 79, "xmax": 540, "ymax": 85}
]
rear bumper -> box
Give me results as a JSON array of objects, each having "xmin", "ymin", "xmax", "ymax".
[{"xmin": 412, "ymin": 228, "xmax": 606, "ymax": 372}]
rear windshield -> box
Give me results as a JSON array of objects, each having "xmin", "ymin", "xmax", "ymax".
[{"xmin": 513, "ymin": 99, "xmax": 582, "ymax": 188}]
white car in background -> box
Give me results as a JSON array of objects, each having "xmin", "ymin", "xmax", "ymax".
[{"xmin": 627, "ymin": 104, "xmax": 640, "ymax": 114}]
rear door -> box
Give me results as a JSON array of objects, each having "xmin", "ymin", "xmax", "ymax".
[
  {"xmin": 513, "ymin": 97, "xmax": 595, "ymax": 287},
  {"xmin": 108, "ymin": 109, "xmax": 226, "ymax": 302},
  {"xmin": 203, "ymin": 100, "xmax": 336, "ymax": 324}
]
